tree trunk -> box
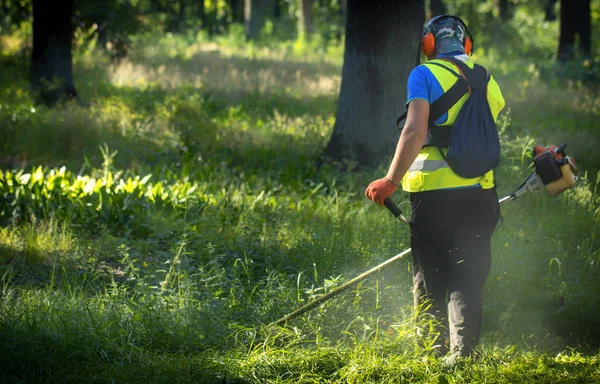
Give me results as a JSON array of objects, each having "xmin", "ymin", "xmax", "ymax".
[
  {"xmin": 274, "ymin": 0, "xmax": 281, "ymax": 20},
  {"xmin": 229, "ymin": 0, "xmax": 244, "ymax": 23},
  {"xmin": 428, "ymin": 0, "xmax": 446, "ymax": 18},
  {"xmin": 177, "ymin": 0, "xmax": 187, "ymax": 32},
  {"xmin": 340, "ymin": 0, "xmax": 347, "ymax": 21},
  {"xmin": 323, "ymin": 0, "xmax": 425, "ymax": 166},
  {"xmin": 166, "ymin": 0, "xmax": 186, "ymax": 32},
  {"xmin": 496, "ymin": 0, "xmax": 511, "ymax": 20},
  {"xmin": 558, "ymin": 0, "xmax": 576, "ymax": 61},
  {"xmin": 335, "ymin": 0, "xmax": 347, "ymax": 42},
  {"xmin": 297, "ymin": 0, "xmax": 313, "ymax": 38},
  {"xmin": 544, "ymin": 0, "xmax": 558, "ymax": 21},
  {"xmin": 263, "ymin": 0, "xmax": 277, "ymax": 19},
  {"xmin": 198, "ymin": 0, "xmax": 207, "ymax": 28},
  {"xmin": 31, "ymin": 0, "xmax": 77, "ymax": 105},
  {"xmin": 557, "ymin": 0, "xmax": 591, "ymax": 61},
  {"xmin": 151, "ymin": 0, "xmax": 165, "ymax": 13},
  {"xmin": 245, "ymin": 0, "xmax": 263, "ymax": 40},
  {"xmin": 576, "ymin": 0, "xmax": 591, "ymax": 58}
]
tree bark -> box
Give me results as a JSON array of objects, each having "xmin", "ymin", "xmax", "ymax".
[
  {"xmin": 557, "ymin": 0, "xmax": 591, "ymax": 62},
  {"xmin": 245, "ymin": 0, "xmax": 264, "ymax": 40},
  {"xmin": 176, "ymin": 0, "xmax": 187, "ymax": 32},
  {"xmin": 558, "ymin": 0, "xmax": 576, "ymax": 61},
  {"xmin": 496, "ymin": 0, "xmax": 511, "ymax": 20},
  {"xmin": 323, "ymin": 0, "xmax": 425, "ymax": 166},
  {"xmin": 428, "ymin": 0, "xmax": 446, "ymax": 19},
  {"xmin": 263, "ymin": 0, "xmax": 277, "ymax": 20},
  {"xmin": 576, "ymin": 0, "xmax": 591, "ymax": 58},
  {"xmin": 340, "ymin": 0, "xmax": 347, "ymax": 21},
  {"xmin": 544, "ymin": 0, "xmax": 558, "ymax": 21},
  {"xmin": 229, "ymin": 0, "xmax": 244, "ymax": 23},
  {"xmin": 335, "ymin": 0, "xmax": 347, "ymax": 42},
  {"xmin": 274, "ymin": 0, "xmax": 281, "ymax": 20},
  {"xmin": 297, "ymin": 0, "xmax": 313, "ymax": 38},
  {"xmin": 31, "ymin": 0, "xmax": 77, "ymax": 105},
  {"xmin": 165, "ymin": 0, "xmax": 187, "ymax": 32},
  {"xmin": 198, "ymin": 0, "xmax": 207, "ymax": 28},
  {"xmin": 151, "ymin": 0, "xmax": 165, "ymax": 13}
]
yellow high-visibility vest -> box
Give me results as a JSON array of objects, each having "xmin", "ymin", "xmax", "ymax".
[{"xmin": 401, "ymin": 58, "xmax": 506, "ymax": 193}]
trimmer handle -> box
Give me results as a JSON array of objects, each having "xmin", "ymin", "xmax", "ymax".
[
  {"xmin": 384, "ymin": 198, "xmax": 410, "ymax": 225},
  {"xmin": 383, "ymin": 197, "xmax": 410, "ymax": 225},
  {"xmin": 557, "ymin": 143, "xmax": 567, "ymax": 156},
  {"xmin": 384, "ymin": 198, "xmax": 402, "ymax": 218}
]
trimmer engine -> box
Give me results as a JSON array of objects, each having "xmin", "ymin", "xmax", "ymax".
[{"xmin": 533, "ymin": 144, "xmax": 578, "ymax": 196}]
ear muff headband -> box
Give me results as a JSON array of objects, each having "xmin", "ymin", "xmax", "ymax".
[{"xmin": 420, "ymin": 15, "xmax": 474, "ymax": 57}]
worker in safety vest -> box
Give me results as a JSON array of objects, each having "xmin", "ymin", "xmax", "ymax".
[{"xmin": 365, "ymin": 15, "xmax": 505, "ymax": 365}]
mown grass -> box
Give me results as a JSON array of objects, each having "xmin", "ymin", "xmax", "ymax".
[{"xmin": 1, "ymin": 23, "xmax": 600, "ymax": 383}]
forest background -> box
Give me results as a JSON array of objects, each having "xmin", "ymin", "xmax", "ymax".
[{"xmin": 1, "ymin": 0, "xmax": 600, "ymax": 383}]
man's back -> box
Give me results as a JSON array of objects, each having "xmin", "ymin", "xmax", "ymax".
[{"xmin": 401, "ymin": 54, "xmax": 506, "ymax": 193}]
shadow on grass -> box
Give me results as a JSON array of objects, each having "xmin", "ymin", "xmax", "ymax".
[{"xmin": 0, "ymin": 324, "xmax": 251, "ymax": 384}]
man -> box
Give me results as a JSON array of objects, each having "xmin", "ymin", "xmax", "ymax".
[{"xmin": 365, "ymin": 15, "xmax": 505, "ymax": 363}]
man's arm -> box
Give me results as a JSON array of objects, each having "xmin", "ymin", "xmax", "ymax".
[
  {"xmin": 364, "ymin": 99, "xmax": 430, "ymax": 205},
  {"xmin": 385, "ymin": 99, "xmax": 430, "ymax": 185}
]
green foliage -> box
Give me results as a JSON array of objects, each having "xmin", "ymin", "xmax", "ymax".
[
  {"xmin": 2, "ymin": 9, "xmax": 600, "ymax": 382},
  {"xmin": 75, "ymin": 0, "xmax": 144, "ymax": 39},
  {"xmin": 0, "ymin": 165, "xmax": 210, "ymax": 230},
  {"xmin": 0, "ymin": 0, "xmax": 31, "ymax": 26},
  {"xmin": 445, "ymin": 0, "xmax": 600, "ymax": 84}
]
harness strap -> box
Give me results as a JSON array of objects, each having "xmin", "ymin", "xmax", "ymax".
[
  {"xmin": 396, "ymin": 60, "xmax": 469, "ymax": 131},
  {"xmin": 422, "ymin": 61, "xmax": 469, "ymax": 149},
  {"xmin": 397, "ymin": 58, "xmax": 490, "ymax": 161}
]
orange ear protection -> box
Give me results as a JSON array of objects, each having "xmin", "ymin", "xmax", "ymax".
[{"xmin": 421, "ymin": 15, "xmax": 473, "ymax": 57}]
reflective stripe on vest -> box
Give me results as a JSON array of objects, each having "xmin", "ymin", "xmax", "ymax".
[
  {"xmin": 402, "ymin": 147, "xmax": 495, "ymax": 192},
  {"xmin": 408, "ymin": 159, "xmax": 450, "ymax": 172}
]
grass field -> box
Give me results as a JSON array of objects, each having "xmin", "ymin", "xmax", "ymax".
[{"xmin": 1, "ymin": 24, "xmax": 600, "ymax": 383}]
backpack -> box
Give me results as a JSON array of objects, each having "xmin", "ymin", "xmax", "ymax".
[{"xmin": 397, "ymin": 57, "xmax": 500, "ymax": 179}]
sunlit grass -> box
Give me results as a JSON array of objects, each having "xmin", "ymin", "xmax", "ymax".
[
  {"xmin": 0, "ymin": 219, "xmax": 75, "ymax": 265},
  {"xmin": 0, "ymin": 23, "xmax": 600, "ymax": 383},
  {"xmin": 108, "ymin": 45, "xmax": 341, "ymax": 98},
  {"xmin": 87, "ymin": 29, "xmax": 344, "ymax": 100}
]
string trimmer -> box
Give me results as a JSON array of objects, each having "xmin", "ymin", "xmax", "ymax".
[{"xmin": 268, "ymin": 144, "xmax": 578, "ymax": 328}]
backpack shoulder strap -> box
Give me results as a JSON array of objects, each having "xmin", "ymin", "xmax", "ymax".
[
  {"xmin": 395, "ymin": 61, "xmax": 469, "ymax": 129},
  {"xmin": 422, "ymin": 60, "xmax": 470, "ymax": 158},
  {"xmin": 425, "ymin": 61, "xmax": 469, "ymax": 124},
  {"xmin": 439, "ymin": 57, "xmax": 488, "ymax": 90},
  {"xmin": 426, "ymin": 60, "xmax": 461, "ymax": 78}
]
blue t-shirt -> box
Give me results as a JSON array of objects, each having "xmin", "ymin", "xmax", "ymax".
[{"xmin": 406, "ymin": 52, "xmax": 466, "ymax": 126}]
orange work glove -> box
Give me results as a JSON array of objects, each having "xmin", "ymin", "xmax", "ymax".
[{"xmin": 365, "ymin": 177, "xmax": 398, "ymax": 206}]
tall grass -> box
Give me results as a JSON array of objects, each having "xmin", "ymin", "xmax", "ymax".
[{"xmin": 0, "ymin": 24, "xmax": 599, "ymax": 383}]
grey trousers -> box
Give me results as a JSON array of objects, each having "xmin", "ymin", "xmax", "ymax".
[{"xmin": 409, "ymin": 187, "xmax": 500, "ymax": 356}]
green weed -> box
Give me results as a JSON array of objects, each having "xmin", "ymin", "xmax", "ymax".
[{"xmin": 1, "ymin": 20, "xmax": 600, "ymax": 383}]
